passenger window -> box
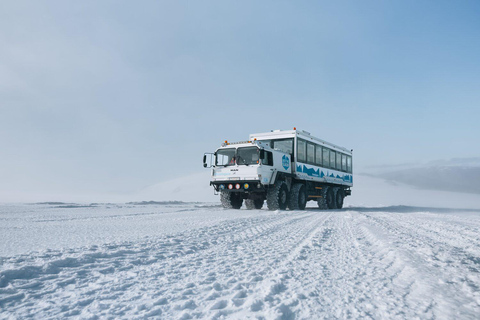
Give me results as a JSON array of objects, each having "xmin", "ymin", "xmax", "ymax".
[
  {"xmin": 307, "ymin": 143, "xmax": 315, "ymax": 164},
  {"xmin": 315, "ymin": 146, "xmax": 322, "ymax": 166},
  {"xmin": 330, "ymin": 150, "xmax": 336, "ymax": 170},
  {"xmin": 342, "ymin": 154, "xmax": 347, "ymax": 171},
  {"xmin": 336, "ymin": 152, "xmax": 342, "ymax": 170},
  {"xmin": 347, "ymin": 156, "xmax": 352, "ymax": 173},
  {"xmin": 297, "ymin": 140, "xmax": 306, "ymax": 162},
  {"xmin": 323, "ymin": 148, "xmax": 330, "ymax": 168}
]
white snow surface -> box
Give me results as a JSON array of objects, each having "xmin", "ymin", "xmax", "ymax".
[{"xmin": 1, "ymin": 175, "xmax": 480, "ymax": 319}]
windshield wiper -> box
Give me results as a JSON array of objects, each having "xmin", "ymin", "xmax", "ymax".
[{"xmin": 237, "ymin": 156, "xmax": 249, "ymax": 166}]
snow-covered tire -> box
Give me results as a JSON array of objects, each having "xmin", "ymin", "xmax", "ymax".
[
  {"xmin": 220, "ymin": 191, "xmax": 243, "ymax": 209},
  {"xmin": 267, "ymin": 181, "xmax": 289, "ymax": 210},
  {"xmin": 317, "ymin": 186, "xmax": 328, "ymax": 210},
  {"xmin": 245, "ymin": 199, "xmax": 264, "ymax": 210},
  {"xmin": 327, "ymin": 187, "xmax": 336, "ymax": 209},
  {"xmin": 288, "ymin": 183, "xmax": 307, "ymax": 210},
  {"xmin": 335, "ymin": 188, "xmax": 345, "ymax": 209}
]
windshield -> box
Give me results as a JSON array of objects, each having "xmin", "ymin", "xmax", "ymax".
[
  {"xmin": 236, "ymin": 147, "xmax": 260, "ymax": 166},
  {"xmin": 216, "ymin": 148, "xmax": 236, "ymax": 166}
]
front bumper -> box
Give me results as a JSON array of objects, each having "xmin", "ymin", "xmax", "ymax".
[{"xmin": 210, "ymin": 180, "xmax": 266, "ymax": 192}]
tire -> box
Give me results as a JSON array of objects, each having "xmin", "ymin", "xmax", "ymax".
[
  {"xmin": 220, "ymin": 191, "xmax": 243, "ymax": 209},
  {"xmin": 317, "ymin": 186, "xmax": 328, "ymax": 210},
  {"xmin": 267, "ymin": 181, "xmax": 289, "ymax": 210},
  {"xmin": 288, "ymin": 183, "xmax": 307, "ymax": 210},
  {"xmin": 245, "ymin": 199, "xmax": 264, "ymax": 210},
  {"xmin": 335, "ymin": 188, "xmax": 345, "ymax": 209},
  {"xmin": 326, "ymin": 187, "xmax": 336, "ymax": 209}
]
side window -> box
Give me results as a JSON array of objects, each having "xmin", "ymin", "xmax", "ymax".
[
  {"xmin": 336, "ymin": 152, "xmax": 342, "ymax": 171},
  {"xmin": 272, "ymin": 139, "xmax": 293, "ymax": 154},
  {"xmin": 262, "ymin": 151, "xmax": 273, "ymax": 166},
  {"xmin": 315, "ymin": 146, "xmax": 322, "ymax": 166},
  {"xmin": 297, "ymin": 139, "xmax": 306, "ymax": 162},
  {"xmin": 342, "ymin": 154, "xmax": 347, "ymax": 172},
  {"xmin": 307, "ymin": 143, "xmax": 315, "ymax": 164},
  {"xmin": 322, "ymin": 148, "xmax": 330, "ymax": 168},
  {"xmin": 330, "ymin": 150, "xmax": 336, "ymax": 170},
  {"xmin": 347, "ymin": 156, "xmax": 352, "ymax": 173}
]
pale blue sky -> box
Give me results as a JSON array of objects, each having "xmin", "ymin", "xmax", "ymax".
[{"xmin": 1, "ymin": 1, "xmax": 479, "ymax": 199}]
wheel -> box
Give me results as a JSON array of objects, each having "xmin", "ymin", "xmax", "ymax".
[
  {"xmin": 267, "ymin": 181, "xmax": 289, "ymax": 210},
  {"xmin": 245, "ymin": 199, "xmax": 264, "ymax": 210},
  {"xmin": 317, "ymin": 186, "xmax": 328, "ymax": 210},
  {"xmin": 335, "ymin": 188, "xmax": 345, "ymax": 209},
  {"xmin": 288, "ymin": 183, "xmax": 307, "ymax": 210},
  {"xmin": 326, "ymin": 187, "xmax": 336, "ymax": 209},
  {"xmin": 220, "ymin": 191, "xmax": 243, "ymax": 209}
]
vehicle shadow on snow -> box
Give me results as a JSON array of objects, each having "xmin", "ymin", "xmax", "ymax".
[{"xmin": 308, "ymin": 205, "xmax": 480, "ymax": 214}]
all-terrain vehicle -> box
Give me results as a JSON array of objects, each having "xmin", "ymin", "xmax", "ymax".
[{"xmin": 203, "ymin": 128, "xmax": 353, "ymax": 210}]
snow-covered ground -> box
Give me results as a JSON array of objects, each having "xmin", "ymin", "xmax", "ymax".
[{"xmin": 1, "ymin": 176, "xmax": 480, "ymax": 319}]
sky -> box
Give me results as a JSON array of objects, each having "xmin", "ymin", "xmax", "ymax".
[{"xmin": 1, "ymin": 1, "xmax": 480, "ymax": 201}]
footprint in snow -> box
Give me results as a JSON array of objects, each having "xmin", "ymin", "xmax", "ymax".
[
  {"xmin": 182, "ymin": 289, "xmax": 195, "ymax": 296},
  {"xmin": 268, "ymin": 282, "xmax": 287, "ymax": 295},
  {"xmin": 175, "ymin": 299, "xmax": 197, "ymax": 310},
  {"xmin": 206, "ymin": 292, "xmax": 220, "ymax": 300},
  {"xmin": 232, "ymin": 299, "xmax": 246, "ymax": 307},
  {"xmin": 210, "ymin": 299, "xmax": 228, "ymax": 310},
  {"xmin": 231, "ymin": 283, "xmax": 244, "ymax": 290},
  {"xmin": 226, "ymin": 277, "xmax": 238, "ymax": 285},
  {"xmin": 179, "ymin": 312, "xmax": 192, "ymax": 320},
  {"xmin": 153, "ymin": 298, "xmax": 168, "ymax": 305},
  {"xmin": 233, "ymin": 290, "xmax": 247, "ymax": 299},
  {"xmin": 212, "ymin": 282, "xmax": 223, "ymax": 291},
  {"xmin": 250, "ymin": 275, "xmax": 263, "ymax": 282},
  {"xmin": 250, "ymin": 300, "xmax": 264, "ymax": 312}
]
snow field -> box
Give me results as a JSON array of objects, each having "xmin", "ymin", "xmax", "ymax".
[
  {"xmin": 0, "ymin": 203, "xmax": 250, "ymax": 257},
  {"xmin": 1, "ymin": 204, "xmax": 480, "ymax": 319}
]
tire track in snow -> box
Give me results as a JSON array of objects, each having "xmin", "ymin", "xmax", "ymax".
[
  {"xmin": 1, "ymin": 207, "xmax": 480, "ymax": 319},
  {"xmin": 359, "ymin": 211, "xmax": 480, "ymax": 319},
  {"xmin": 270, "ymin": 211, "xmax": 425, "ymax": 319},
  {"xmin": 156, "ymin": 211, "xmax": 331, "ymax": 319},
  {"xmin": 217, "ymin": 212, "xmax": 333, "ymax": 319},
  {"xmin": 0, "ymin": 210, "xmax": 318, "ymax": 319}
]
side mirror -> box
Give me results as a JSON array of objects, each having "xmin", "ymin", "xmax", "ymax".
[
  {"xmin": 203, "ymin": 153, "xmax": 214, "ymax": 168},
  {"xmin": 259, "ymin": 149, "xmax": 265, "ymax": 159}
]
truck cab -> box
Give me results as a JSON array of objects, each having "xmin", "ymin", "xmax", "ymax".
[{"xmin": 207, "ymin": 140, "xmax": 290, "ymax": 185}]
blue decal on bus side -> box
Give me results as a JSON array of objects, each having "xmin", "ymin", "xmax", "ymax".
[
  {"xmin": 296, "ymin": 163, "xmax": 352, "ymax": 183},
  {"xmin": 282, "ymin": 155, "xmax": 290, "ymax": 170}
]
